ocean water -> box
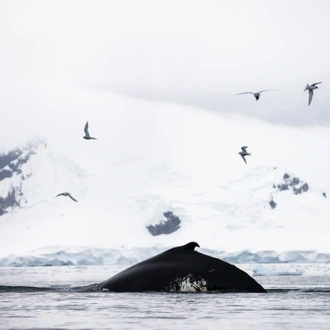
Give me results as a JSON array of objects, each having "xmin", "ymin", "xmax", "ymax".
[{"xmin": 1, "ymin": 264, "xmax": 330, "ymax": 330}]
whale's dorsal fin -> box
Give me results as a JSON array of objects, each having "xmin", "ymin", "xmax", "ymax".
[{"xmin": 182, "ymin": 242, "xmax": 200, "ymax": 251}]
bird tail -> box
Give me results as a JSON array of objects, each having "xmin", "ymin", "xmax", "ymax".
[{"xmin": 304, "ymin": 84, "xmax": 309, "ymax": 91}]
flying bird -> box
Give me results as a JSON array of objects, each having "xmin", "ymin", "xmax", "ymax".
[
  {"xmin": 83, "ymin": 121, "xmax": 97, "ymax": 140},
  {"xmin": 238, "ymin": 146, "xmax": 251, "ymax": 164},
  {"xmin": 56, "ymin": 192, "xmax": 78, "ymax": 202},
  {"xmin": 304, "ymin": 82, "xmax": 322, "ymax": 106},
  {"xmin": 235, "ymin": 90, "xmax": 276, "ymax": 101}
]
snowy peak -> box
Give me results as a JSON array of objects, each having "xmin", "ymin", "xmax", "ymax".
[
  {"xmin": 0, "ymin": 142, "xmax": 38, "ymax": 215},
  {"xmin": 0, "ymin": 139, "xmax": 86, "ymax": 216},
  {"xmin": 0, "ymin": 87, "xmax": 330, "ymax": 256},
  {"xmin": 1, "ymin": 137, "xmax": 330, "ymax": 256}
]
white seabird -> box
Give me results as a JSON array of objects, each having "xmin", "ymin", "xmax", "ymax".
[
  {"xmin": 235, "ymin": 90, "xmax": 276, "ymax": 101},
  {"xmin": 304, "ymin": 82, "xmax": 322, "ymax": 106},
  {"xmin": 83, "ymin": 121, "xmax": 97, "ymax": 140},
  {"xmin": 56, "ymin": 192, "xmax": 78, "ymax": 202},
  {"xmin": 238, "ymin": 146, "xmax": 251, "ymax": 164}
]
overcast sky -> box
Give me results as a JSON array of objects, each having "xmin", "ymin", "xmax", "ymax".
[{"xmin": 1, "ymin": 0, "xmax": 330, "ymax": 126}]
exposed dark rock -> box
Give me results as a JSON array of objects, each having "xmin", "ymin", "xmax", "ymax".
[
  {"xmin": 0, "ymin": 169, "xmax": 13, "ymax": 181},
  {"xmin": 0, "ymin": 149, "xmax": 23, "ymax": 169},
  {"xmin": 301, "ymin": 183, "xmax": 309, "ymax": 192},
  {"xmin": 0, "ymin": 145, "xmax": 37, "ymax": 216},
  {"xmin": 277, "ymin": 183, "xmax": 289, "ymax": 191},
  {"xmin": 276, "ymin": 173, "xmax": 309, "ymax": 194},
  {"xmin": 293, "ymin": 187, "xmax": 301, "ymax": 195},
  {"xmin": 294, "ymin": 183, "xmax": 309, "ymax": 195},
  {"xmin": 147, "ymin": 211, "xmax": 181, "ymax": 236},
  {"xmin": 0, "ymin": 187, "xmax": 21, "ymax": 216},
  {"xmin": 269, "ymin": 200, "xmax": 277, "ymax": 209},
  {"xmin": 8, "ymin": 150, "xmax": 35, "ymax": 173},
  {"xmin": 291, "ymin": 177, "xmax": 300, "ymax": 185},
  {"xmin": 273, "ymin": 172, "xmax": 310, "ymax": 208}
]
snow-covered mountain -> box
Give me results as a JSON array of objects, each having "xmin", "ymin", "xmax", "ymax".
[{"xmin": 1, "ymin": 82, "xmax": 330, "ymax": 263}]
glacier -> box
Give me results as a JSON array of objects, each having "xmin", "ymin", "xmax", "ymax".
[
  {"xmin": 1, "ymin": 246, "xmax": 330, "ymax": 267},
  {"xmin": 0, "ymin": 82, "xmax": 330, "ymax": 265}
]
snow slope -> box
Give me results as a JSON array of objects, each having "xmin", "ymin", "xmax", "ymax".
[{"xmin": 0, "ymin": 81, "xmax": 330, "ymax": 260}]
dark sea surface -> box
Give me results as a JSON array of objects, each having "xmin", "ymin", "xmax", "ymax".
[{"xmin": 0, "ymin": 264, "xmax": 330, "ymax": 330}]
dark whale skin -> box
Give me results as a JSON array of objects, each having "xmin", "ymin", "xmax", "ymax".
[{"xmin": 100, "ymin": 242, "xmax": 266, "ymax": 293}]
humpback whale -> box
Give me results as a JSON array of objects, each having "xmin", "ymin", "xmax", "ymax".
[{"xmin": 100, "ymin": 242, "xmax": 266, "ymax": 293}]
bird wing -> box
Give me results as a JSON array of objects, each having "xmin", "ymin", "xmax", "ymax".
[
  {"xmin": 240, "ymin": 154, "xmax": 247, "ymax": 164},
  {"xmin": 68, "ymin": 194, "xmax": 78, "ymax": 202},
  {"xmin": 308, "ymin": 89, "xmax": 313, "ymax": 106},
  {"xmin": 56, "ymin": 193, "xmax": 64, "ymax": 197},
  {"xmin": 235, "ymin": 92, "xmax": 254, "ymax": 96},
  {"xmin": 84, "ymin": 121, "xmax": 90, "ymax": 137},
  {"xmin": 311, "ymin": 82, "xmax": 322, "ymax": 87},
  {"xmin": 259, "ymin": 89, "xmax": 276, "ymax": 93},
  {"xmin": 241, "ymin": 146, "xmax": 248, "ymax": 153}
]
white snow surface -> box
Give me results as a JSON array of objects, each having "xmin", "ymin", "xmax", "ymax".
[{"xmin": 1, "ymin": 82, "xmax": 330, "ymax": 263}]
